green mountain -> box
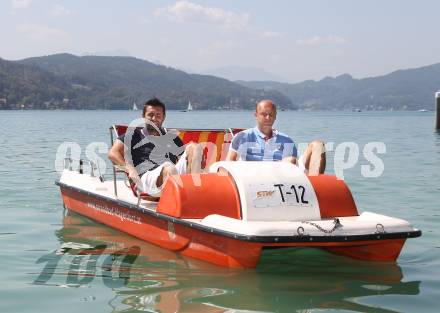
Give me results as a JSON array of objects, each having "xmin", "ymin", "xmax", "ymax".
[
  {"xmin": 0, "ymin": 57, "xmax": 74, "ymax": 109},
  {"xmin": 3, "ymin": 53, "xmax": 439, "ymax": 111},
  {"xmin": 0, "ymin": 54, "xmax": 293, "ymax": 110},
  {"xmin": 238, "ymin": 64, "xmax": 440, "ymax": 110}
]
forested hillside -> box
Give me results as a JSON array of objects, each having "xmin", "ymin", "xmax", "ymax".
[{"xmin": 0, "ymin": 54, "xmax": 292, "ymax": 110}]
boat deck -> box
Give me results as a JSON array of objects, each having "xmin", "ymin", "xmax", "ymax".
[{"xmin": 59, "ymin": 170, "xmax": 159, "ymax": 211}]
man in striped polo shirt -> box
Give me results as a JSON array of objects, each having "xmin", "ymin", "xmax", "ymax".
[{"xmin": 226, "ymin": 99, "xmax": 326, "ymax": 175}]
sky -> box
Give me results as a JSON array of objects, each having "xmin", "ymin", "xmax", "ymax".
[{"xmin": 1, "ymin": 0, "xmax": 440, "ymax": 83}]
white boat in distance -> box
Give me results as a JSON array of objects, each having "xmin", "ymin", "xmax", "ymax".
[
  {"xmin": 181, "ymin": 101, "xmax": 193, "ymax": 112},
  {"xmin": 132, "ymin": 101, "xmax": 138, "ymax": 111}
]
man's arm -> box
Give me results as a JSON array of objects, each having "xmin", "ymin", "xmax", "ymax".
[
  {"xmin": 108, "ymin": 140, "xmax": 140, "ymax": 185},
  {"xmin": 281, "ymin": 139, "xmax": 297, "ymax": 164},
  {"xmin": 108, "ymin": 139, "xmax": 125, "ymax": 166},
  {"xmin": 225, "ymin": 131, "xmax": 244, "ymax": 161}
]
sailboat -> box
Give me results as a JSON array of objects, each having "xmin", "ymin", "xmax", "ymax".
[
  {"xmin": 181, "ymin": 101, "xmax": 193, "ymax": 112},
  {"xmin": 132, "ymin": 101, "xmax": 138, "ymax": 111}
]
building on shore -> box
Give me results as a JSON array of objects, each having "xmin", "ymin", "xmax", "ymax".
[{"xmin": 0, "ymin": 98, "xmax": 8, "ymax": 109}]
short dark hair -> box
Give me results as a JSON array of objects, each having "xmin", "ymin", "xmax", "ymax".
[{"xmin": 143, "ymin": 98, "xmax": 166, "ymax": 116}]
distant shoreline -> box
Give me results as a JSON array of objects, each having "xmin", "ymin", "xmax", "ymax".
[{"xmin": 0, "ymin": 108, "xmax": 433, "ymax": 112}]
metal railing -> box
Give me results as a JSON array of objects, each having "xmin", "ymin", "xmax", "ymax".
[{"xmin": 63, "ymin": 157, "xmax": 104, "ymax": 182}]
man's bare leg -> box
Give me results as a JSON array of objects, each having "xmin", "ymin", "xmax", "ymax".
[
  {"xmin": 303, "ymin": 140, "xmax": 326, "ymax": 175},
  {"xmin": 185, "ymin": 142, "xmax": 203, "ymax": 174}
]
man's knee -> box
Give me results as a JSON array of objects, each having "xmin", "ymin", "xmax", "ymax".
[
  {"xmin": 282, "ymin": 156, "xmax": 297, "ymax": 164},
  {"xmin": 310, "ymin": 140, "xmax": 325, "ymax": 153},
  {"xmin": 185, "ymin": 142, "xmax": 203, "ymax": 173},
  {"xmin": 162, "ymin": 163, "xmax": 178, "ymax": 176},
  {"xmin": 185, "ymin": 142, "xmax": 198, "ymax": 155}
]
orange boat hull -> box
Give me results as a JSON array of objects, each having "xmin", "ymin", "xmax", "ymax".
[{"xmin": 60, "ymin": 186, "xmax": 408, "ymax": 268}]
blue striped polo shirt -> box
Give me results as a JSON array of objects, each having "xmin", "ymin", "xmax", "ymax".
[{"xmin": 230, "ymin": 127, "xmax": 297, "ymax": 161}]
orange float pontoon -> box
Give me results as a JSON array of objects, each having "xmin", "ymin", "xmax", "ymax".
[{"xmin": 56, "ymin": 126, "xmax": 421, "ymax": 268}]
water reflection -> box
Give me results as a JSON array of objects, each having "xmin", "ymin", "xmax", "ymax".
[{"xmin": 51, "ymin": 212, "xmax": 420, "ymax": 313}]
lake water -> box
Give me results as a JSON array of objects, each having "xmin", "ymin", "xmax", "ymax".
[{"xmin": 0, "ymin": 110, "xmax": 439, "ymax": 312}]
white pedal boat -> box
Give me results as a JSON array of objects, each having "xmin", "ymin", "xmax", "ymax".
[{"xmin": 57, "ymin": 148, "xmax": 421, "ymax": 268}]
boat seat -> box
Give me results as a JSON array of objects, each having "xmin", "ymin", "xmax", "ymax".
[
  {"xmin": 110, "ymin": 125, "xmax": 243, "ymax": 201},
  {"xmin": 157, "ymin": 173, "xmax": 242, "ymax": 219}
]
